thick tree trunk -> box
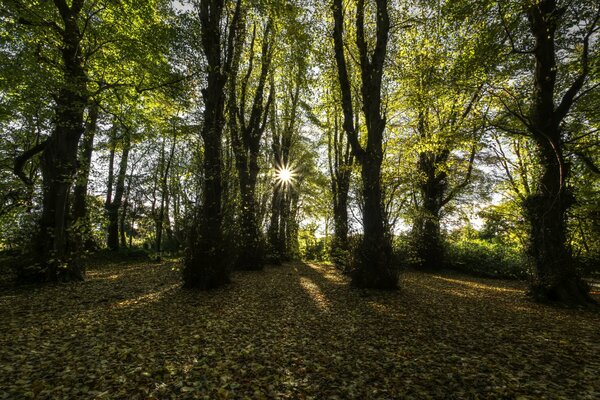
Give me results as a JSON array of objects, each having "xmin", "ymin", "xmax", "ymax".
[
  {"xmin": 237, "ymin": 174, "xmax": 263, "ymax": 269},
  {"xmin": 184, "ymin": 112, "xmax": 228, "ymax": 288},
  {"xmin": 524, "ymin": 139, "xmax": 587, "ymax": 303},
  {"xmin": 523, "ymin": 1, "xmax": 594, "ymax": 305},
  {"xmin": 353, "ymin": 149, "xmax": 395, "ymax": 288},
  {"xmin": 24, "ymin": 2, "xmax": 88, "ymax": 283},
  {"xmin": 414, "ymin": 199, "xmax": 444, "ymax": 271},
  {"xmin": 414, "ymin": 146, "xmax": 448, "ymax": 271},
  {"xmin": 183, "ymin": 0, "xmax": 242, "ymax": 289},
  {"xmin": 332, "ymin": 0, "xmax": 396, "ymax": 289}
]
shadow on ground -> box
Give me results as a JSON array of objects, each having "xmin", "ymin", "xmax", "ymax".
[{"xmin": 0, "ymin": 260, "xmax": 599, "ymax": 399}]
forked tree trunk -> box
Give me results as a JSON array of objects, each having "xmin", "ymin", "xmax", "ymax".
[
  {"xmin": 229, "ymin": 21, "xmax": 273, "ymax": 271},
  {"xmin": 332, "ymin": 0, "xmax": 397, "ymax": 289}
]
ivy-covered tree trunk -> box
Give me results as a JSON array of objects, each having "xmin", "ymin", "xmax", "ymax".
[
  {"xmin": 183, "ymin": 0, "xmax": 242, "ymax": 289},
  {"xmin": 237, "ymin": 171, "xmax": 263, "ymax": 269},
  {"xmin": 413, "ymin": 111, "xmax": 449, "ymax": 271},
  {"xmin": 26, "ymin": 0, "xmax": 88, "ymax": 283},
  {"xmin": 414, "ymin": 149, "xmax": 446, "ymax": 271},
  {"xmin": 521, "ymin": 1, "xmax": 595, "ymax": 305}
]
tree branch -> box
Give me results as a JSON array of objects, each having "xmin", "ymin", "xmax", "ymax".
[{"xmin": 13, "ymin": 140, "xmax": 47, "ymax": 185}]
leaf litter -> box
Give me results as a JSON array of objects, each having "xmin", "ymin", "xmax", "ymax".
[{"xmin": 0, "ymin": 260, "xmax": 599, "ymax": 399}]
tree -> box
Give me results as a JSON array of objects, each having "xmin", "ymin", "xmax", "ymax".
[
  {"xmin": 327, "ymin": 105, "xmax": 354, "ymax": 270},
  {"xmin": 332, "ymin": 0, "xmax": 397, "ymax": 288},
  {"xmin": 228, "ymin": 17, "xmax": 274, "ymax": 270},
  {"xmin": 3, "ymin": 0, "xmax": 177, "ymax": 281},
  {"xmin": 14, "ymin": 0, "xmax": 90, "ymax": 282},
  {"xmin": 183, "ymin": 0, "xmax": 243, "ymax": 289},
  {"xmin": 499, "ymin": 0, "xmax": 599, "ymax": 304},
  {"xmin": 71, "ymin": 101, "xmax": 99, "ymax": 252},
  {"xmin": 400, "ymin": 4, "xmax": 488, "ymax": 270}
]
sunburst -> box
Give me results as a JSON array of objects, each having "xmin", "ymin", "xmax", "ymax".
[{"xmin": 274, "ymin": 162, "xmax": 297, "ymax": 188}]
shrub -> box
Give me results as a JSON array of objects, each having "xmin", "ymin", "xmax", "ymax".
[{"xmin": 447, "ymin": 238, "xmax": 530, "ymax": 279}]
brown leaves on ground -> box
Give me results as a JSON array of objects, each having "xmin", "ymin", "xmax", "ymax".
[{"xmin": 1, "ymin": 260, "xmax": 599, "ymax": 399}]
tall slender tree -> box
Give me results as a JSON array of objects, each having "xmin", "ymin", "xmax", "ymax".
[
  {"xmin": 327, "ymin": 105, "xmax": 354, "ymax": 270},
  {"xmin": 228, "ymin": 19, "xmax": 274, "ymax": 270},
  {"xmin": 71, "ymin": 101, "xmax": 99, "ymax": 252}
]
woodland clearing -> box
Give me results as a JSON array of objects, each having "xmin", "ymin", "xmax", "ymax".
[{"xmin": 1, "ymin": 259, "xmax": 599, "ymax": 399}]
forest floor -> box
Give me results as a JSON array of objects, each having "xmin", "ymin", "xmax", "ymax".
[{"xmin": 1, "ymin": 259, "xmax": 599, "ymax": 400}]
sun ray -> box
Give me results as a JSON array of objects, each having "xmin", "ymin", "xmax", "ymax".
[{"xmin": 274, "ymin": 162, "xmax": 297, "ymax": 189}]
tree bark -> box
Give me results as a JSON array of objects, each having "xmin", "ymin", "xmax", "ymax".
[
  {"xmin": 521, "ymin": 0, "xmax": 595, "ymax": 305},
  {"xmin": 24, "ymin": 0, "xmax": 88, "ymax": 283},
  {"xmin": 328, "ymin": 109, "xmax": 353, "ymax": 270},
  {"xmin": 332, "ymin": 0, "xmax": 396, "ymax": 289},
  {"xmin": 183, "ymin": 0, "xmax": 243, "ymax": 289},
  {"xmin": 106, "ymin": 129, "xmax": 130, "ymax": 251},
  {"xmin": 72, "ymin": 101, "xmax": 99, "ymax": 252}
]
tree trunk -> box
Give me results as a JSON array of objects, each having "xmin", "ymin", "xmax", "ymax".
[
  {"xmin": 522, "ymin": 0, "xmax": 594, "ymax": 305},
  {"xmin": 72, "ymin": 102, "xmax": 98, "ymax": 252},
  {"xmin": 183, "ymin": 0, "xmax": 243, "ymax": 289},
  {"xmin": 107, "ymin": 130, "xmax": 130, "ymax": 251},
  {"xmin": 119, "ymin": 173, "xmax": 131, "ymax": 249},
  {"xmin": 328, "ymin": 109, "xmax": 353, "ymax": 270},
  {"xmin": 332, "ymin": 0, "xmax": 396, "ymax": 289},
  {"xmin": 157, "ymin": 132, "xmax": 176, "ymax": 254},
  {"xmin": 268, "ymin": 184, "xmax": 282, "ymax": 263},
  {"xmin": 25, "ymin": 2, "xmax": 88, "ymax": 283},
  {"xmin": 228, "ymin": 21, "xmax": 272, "ymax": 271}
]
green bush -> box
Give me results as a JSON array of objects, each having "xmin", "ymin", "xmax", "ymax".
[{"xmin": 447, "ymin": 238, "xmax": 530, "ymax": 279}]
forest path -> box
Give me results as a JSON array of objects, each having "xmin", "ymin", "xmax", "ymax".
[{"xmin": 1, "ymin": 259, "xmax": 599, "ymax": 399}]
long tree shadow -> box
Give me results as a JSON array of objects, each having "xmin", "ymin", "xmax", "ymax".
[{"xmin": 1, "ymin": 259, "xmax": 599, "ymax": 399}]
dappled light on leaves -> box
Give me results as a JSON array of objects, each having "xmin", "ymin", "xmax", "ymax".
[
  {"xmin": 306, "ymin": 262, "xmax": 346, "ymax": 284},
  {"xmin": 299, "ymin": 276, "xmax": 331, "ymax": 312},
  {"xmin": 432, "ymin": 276, "xmax": 522, "ymax": 293},
  {"xmin": 1, "ymin": 260, "xmax": 598, "ymax": 398},
  {"xmin": 112, "ymin": 283, "xmax": 179, "ymax": 309}
]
